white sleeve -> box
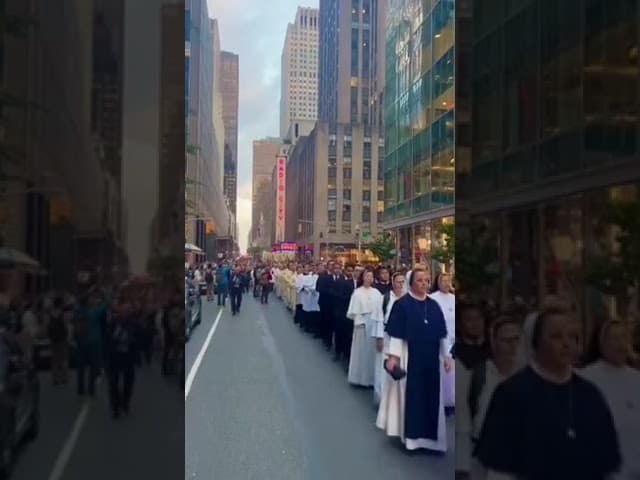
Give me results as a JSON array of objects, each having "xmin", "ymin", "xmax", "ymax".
[
  {"xmin": 346, "ymin": 292, "xmax": 357, "ymax": 320},
  {"xmin": 373, "ymin": 320, "xmax": 385, "ymax": 339},
  {"xmin": 370, "ymin": 294, "xmax": 384, "ymax": 338},
  {"xmin": 386, "ymin": 336, "xmax": 404, "ymax": 357},
  {"xmin": 440, "ymin": 338, "xmax": 451, "ymax": 358}
]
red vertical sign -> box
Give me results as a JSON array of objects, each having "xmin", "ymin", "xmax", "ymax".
[{"xmin": 276, "ymin": 156, "xmax": 286, "ymax": 242}]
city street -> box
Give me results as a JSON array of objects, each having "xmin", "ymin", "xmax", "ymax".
[
  {"xmin": 10, "ymin": 355, "xmax": 184, "ymax": 479},
  {"xmin": 185, "ymin": 293, "xmax": 454, "ymax": 480}
]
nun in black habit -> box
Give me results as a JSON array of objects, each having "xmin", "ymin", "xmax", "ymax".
[
  {"xmin": 376, "ymin": 266, "xmax": 452, "ymax": 451},
  {"xmin": 475, "ymin": 306, "xmax": 621, "ymax": 480}
]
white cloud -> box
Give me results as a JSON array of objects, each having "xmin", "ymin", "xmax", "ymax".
[{"xmin": 236, "ymin": 197, "xmax": 252, "ymax": 253}]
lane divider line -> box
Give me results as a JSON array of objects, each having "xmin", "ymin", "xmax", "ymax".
[
  {"xmin": 185, "ymin": 308, "xmax": 224, "ymax": 399},
  {"xmin": 47, "ymin": 400, "xmax": 90, "ymax": 480}
]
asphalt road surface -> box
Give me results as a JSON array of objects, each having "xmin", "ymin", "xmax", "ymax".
[
  {"xmin": 11, "ymin": 349, "xmax": 184, "ymax": 479},
  {"xmin": 186, "ymin": 291, "xmax": 454, "ymax": 480}
]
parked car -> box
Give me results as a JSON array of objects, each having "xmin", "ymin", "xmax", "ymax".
[
  {"xmin": 0, "ymin": 330, "xmax": 40, "ymax": 479},
  {"xmin": 184, "ymin": 281, "xmax": 202, "ymax": 341}
]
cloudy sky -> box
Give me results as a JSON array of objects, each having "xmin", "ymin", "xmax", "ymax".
[{"xmin": 208, "ymin": 0, "xmax": 318, "ymax": 253}]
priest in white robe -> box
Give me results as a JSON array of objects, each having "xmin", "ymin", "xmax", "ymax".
[
  {"xmin": 347, "ymin": 269, "xmax": 383, "ymax": 387},
  {"xmin": 430, "ymin": 272, "xmax": 456, "ymax": 410},
  {"xmin": 372, "ymin": 272, "xmax": 405, "ymax": 405}
]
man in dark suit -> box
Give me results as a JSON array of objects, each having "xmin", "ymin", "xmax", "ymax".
[
  {"xmin": 333, "ymin": 264, "xmax": 356, "ymax": 364},
  {"xmin": 315, "ymin": 262, "xmax": 332, "ymax": 340}
]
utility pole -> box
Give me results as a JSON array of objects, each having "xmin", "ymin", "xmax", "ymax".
[{"xmin": 355, "ymin": 224, "xmax": 361, "ymax": 263}]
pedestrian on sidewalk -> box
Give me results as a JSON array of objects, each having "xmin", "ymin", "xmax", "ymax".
[
  {"xmin": 205, "ymin": 267, "xmax": 215, "ymax": 302},
  {"xmin": 216, "ymin": 262, "xmax": 231, "ymax": 307},
  {"xmin": 106, "ymin": 300, "xmax": 140, "ymax": 419},
  {"xmin": 230, "ymin": 266, "xmax": 244, "ymax": 315},
  {"xmin": 74, "ymin": 290, "xmax": 107, "ymax": 397},
  {"xmin": 48, "ymin": 297, "xmax": 69, "ymax": 385},
  {"xmin": 260, "ymin": 269, "xmax": 272, "ymax": 305}
]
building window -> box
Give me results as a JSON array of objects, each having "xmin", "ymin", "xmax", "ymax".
[
  {"xmin": 328, "ymin": 210, "xmax": 337, "ymax": 222},
  {"xmin": 343, "ymin": 204, "xmax": 352, "ymax": 221},
  {"xmin": 344, "ymin": 156, "xmax": 352, "ymax": 165},
  {"xmin": 328, "ymin": 199, "xmax": 337, "ymax": 210},
  {"xmin": 351, "ymin": 28, "xmax": 359, "ymax": 76},
  {"xmin": 363, "ymin": 161, "xmax": 371, "ymax": 179},
  {"xmin": 362, "ymin": 205, "xmax": 371, "ymax": 222},
  {"xmin": 343, "ymin": 189, "xmax": 351, "ymax": 200},
  {"xmin": 363, "ymin": 140, "xmax": 372, "ymax": 159},
  {"xmin": 344, "ymin": 167, "xmax": 352, "ymax": 179},
  {"xmin": 328, "ymin": 188, "xmax": 337, "ymax": 199},
  {"xmin": 328, "ymin": 166, "xmax": 337, "ymax": 178}
]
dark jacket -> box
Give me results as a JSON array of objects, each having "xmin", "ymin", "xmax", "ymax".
[{"xmin": 334, "ymin": 276, "xmax": 355, "ymax": 318}]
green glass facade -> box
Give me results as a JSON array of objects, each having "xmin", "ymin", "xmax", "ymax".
[
  {"xmin": 382, "ymin": 0, "xmax": 454, "ymax": 269},
  {"xmin": 383, "ymin": 0, "xmax": 454, "ymax": 225},
  {"xmin": 458, "ymin": 0, "xmax": 640, "ymax": 355}
]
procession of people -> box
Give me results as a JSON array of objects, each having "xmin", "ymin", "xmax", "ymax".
[{"xmin": 262, "ymin": 259, "xmax": 456, "ymax": 454}]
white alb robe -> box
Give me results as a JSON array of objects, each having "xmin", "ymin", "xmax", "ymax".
[
  {"xmin": 372, "ymin": 290, "xmax": 402, "ymax": 404},
  {"xmin": 430, "ymin": 290, "xmax": 456, "ymax": 407},
  {"xmin": 295, "ymin": 274, "xmax": 304, "ymax": 305},
  {"xmin": 580, "ymin": 360, "xmax": 640, "ymax": 480},
  {"xmin": 301, "ymin": 274, "xmax": 319, "ymax": 312},
  {"xmin": 347, "ymin": 286, "xmax": 383, "ymax": 387}
]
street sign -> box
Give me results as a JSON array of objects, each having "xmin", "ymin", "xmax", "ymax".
[{"xmin": 361, "ymin": 231, "xmax": 371, "ymax": 239}]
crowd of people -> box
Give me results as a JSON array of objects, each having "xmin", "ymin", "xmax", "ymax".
[
  {"xmin": 455, "ymin": 296, "xmax": 640, "ymax": 480},
  {"xmin": 264, "ymin": 260, "xmax": 457, "ymax": 454},
  {"xmin": 186, "ymin": 255, "xmax": 640, "ymax": 477},
  {"xmin": 185, "ymin": 257, "xmax": 457, "ymax": 454},
  {"xmin": 0, "ymin": 278, "xmax": 186, "ymax": 419}
]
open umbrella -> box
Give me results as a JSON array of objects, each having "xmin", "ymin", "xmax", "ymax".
[{"xmin": 0, "ymin": 247, "xmax": 47, "ymax": 274}]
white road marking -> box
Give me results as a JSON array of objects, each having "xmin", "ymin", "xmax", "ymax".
[
  {"xmin": 185, "ymin": 308, "xmax": 224, "ymax": 399},
  {"xmin": 47, "ymin": 400, "xmax": 90, "ymax": 480}
]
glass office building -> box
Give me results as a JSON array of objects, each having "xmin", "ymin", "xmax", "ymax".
[
  {"xmin": 459, "ymin": 0, "xmax": 640, "ymax": 349},
  {"xmin": 383, "ymin": 0, "xmax": 455, "ymax": 268}
]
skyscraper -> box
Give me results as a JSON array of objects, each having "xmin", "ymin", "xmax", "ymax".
[
  {"xmin": 220, "ymin": 51, "xmax": 239, "ymax": 219},
  {"xmin": 185, "ymin": 0, "xmax": 232, "ymax": 257},
  {"xmin": 280, "ymin": 7, "xmax": 319, "ymax": 141},
  {"xmin": 251, "ymin": 137, "xmax": 284, "ymax": 246},
  {"xmin": 287, "ymin": 0, "xmax": 385, "ymax": 262},
  {"xmin": 382, "ymin": 0, "xmax": 455, "ymax": 267}
]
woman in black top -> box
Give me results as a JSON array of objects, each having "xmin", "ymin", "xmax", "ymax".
[{"xmin": 475, "ymin": 306, "xmax": 621, "ymax": 480}]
